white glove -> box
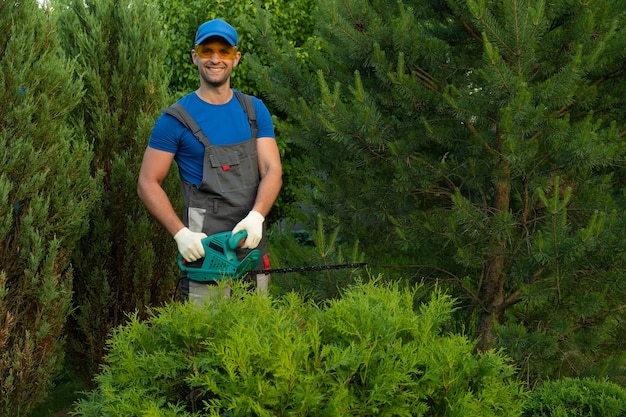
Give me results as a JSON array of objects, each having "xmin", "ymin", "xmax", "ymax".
[
  {"xmin": 173, "ymin": 227, "xmax": 207, "ymax": 262},
  {"xmin": 231, "ymin": 210, "xmax": 264, "ymax": 249}
]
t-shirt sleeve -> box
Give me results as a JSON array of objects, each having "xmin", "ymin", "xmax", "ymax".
[{"xmin": 148, "ymin": 114, "xmax": 182, "ymax": 153}]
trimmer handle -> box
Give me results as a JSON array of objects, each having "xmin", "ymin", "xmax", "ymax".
[{"xmin": 227, "ymin": 230, "xmax": 249, "ymax": 250}]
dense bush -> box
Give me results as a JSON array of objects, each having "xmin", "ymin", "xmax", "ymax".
[
  {"xmin": 523, "ymin": 377, "xmax": 626, "ymax": 417},
  {"xmin": 1, "ymin": 1, "xmax": 100, "ymax": 415},
  {"xmin": 55, "ymin": 0, "xmax": 176, "ymax": 377},
  {"xmin": 73, "ymin": 280, "xmax": 526, "ymax": 416}
]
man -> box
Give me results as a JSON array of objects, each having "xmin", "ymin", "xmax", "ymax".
[{"xmin": 137, "ymin": 18, "xmax": 282, "ymax": 303}]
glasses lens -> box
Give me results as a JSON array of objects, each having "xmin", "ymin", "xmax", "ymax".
[{"xmin": 195, "ymin": 43, "xmax": 237, "ymax": 59}]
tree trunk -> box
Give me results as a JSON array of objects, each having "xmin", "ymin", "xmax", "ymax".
[
  {"xmin": 477, "ymin": 159, "xmax": 510, "ymax": 351},
  {"xmin": 477, "ymin": 244, "xmax": 507, "ymax": 350}
]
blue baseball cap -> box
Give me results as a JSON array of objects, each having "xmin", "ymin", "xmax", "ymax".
[{"xmin": 195, "ymin": 19, "xmax": 238, "ymax": 46}]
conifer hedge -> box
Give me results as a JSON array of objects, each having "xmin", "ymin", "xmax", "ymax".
[
  {"xmin": 55, "ymin": 0, "xmax": 176, "ymax": 377},
  {"xmin": 523, "ymin": 377, "xmax": 626, "ymax": 416},
  {"xmin": 73, "ymin": 281, "xmax": 526, "ymax": 416},
  {"xmin": 0, "ymin": 1, "xmax": 100, "ymax": 415}
]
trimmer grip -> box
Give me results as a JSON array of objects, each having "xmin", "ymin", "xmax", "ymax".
[{"xmin": 228, "ymin": 230, "xmax": 248, "ymax": 250}]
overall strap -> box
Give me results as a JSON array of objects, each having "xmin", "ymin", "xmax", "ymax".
[
  {"xmin": 234, "ymin": 91, "xmax": 257, "ymax": 139},
  {"xmin": 163, "ymin": 103, "xmax": 211, "ymax": 147}
]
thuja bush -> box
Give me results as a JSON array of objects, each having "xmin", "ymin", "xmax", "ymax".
[
  {"xmin": 522, "ymin": 377, "xmax": 626, "ymax": 416},
  {"xmin": 73, "ymin": 280, "xmax": 526, "ymax": 416}
]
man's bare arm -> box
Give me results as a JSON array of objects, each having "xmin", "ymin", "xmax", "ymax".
[
  {"xmin": 253, "ymin": 137, "xmax": 283, "ymax": 217},
  {"xmin": 137, "ymin": 147, "xmax": 185, "ymax": 237}
]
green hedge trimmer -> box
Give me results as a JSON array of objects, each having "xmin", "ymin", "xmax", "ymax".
[
  {"xmin": 178, "ymin": 231, "xmax": 366, "ymax": 282},
  {"xmin": 177, "ymin": 231, "xmax": 261, "ymax": 281}
]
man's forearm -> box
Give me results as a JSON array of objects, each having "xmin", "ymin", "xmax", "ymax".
[
  {"xmin": 138, "ymin": 183, "xmax": 185, "ymax": 237},
  {"xmin": 252, "ymin": 168, "xmax": 282, "ymax": 217}
]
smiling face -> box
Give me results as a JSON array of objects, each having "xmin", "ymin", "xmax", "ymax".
[{"xmin": 191, "ymin": 37, "xmax": 241, "ymax": 88}]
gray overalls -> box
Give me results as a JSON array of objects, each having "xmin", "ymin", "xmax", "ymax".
[{"xmin": 163, "ymin": 92, "xmax": 267, "ymax": 300}]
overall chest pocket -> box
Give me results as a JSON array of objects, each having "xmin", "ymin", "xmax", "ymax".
[
  {"xmin": 210, "ymin": 152, "xmax": 240, "ymax": 172},
  {"xmin": 207, "ymin": 150, "xmax": 258, "ymax": 193}
]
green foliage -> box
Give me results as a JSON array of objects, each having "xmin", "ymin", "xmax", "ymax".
[
  {"xmin": 72, "ymin": 280, "xmax": 526, "ymax": 416},
  {"xmin": 245, "ymin": 0, "xmax": 626, "ymax": 383},
  {"xmin": 54, "ymin": 0, "xmax": 178, "ymax": 376},
  {"xmin": 522, "ymin": 377, "xmax": 626, "ymax": 417},
  {"xmin": 266, "ymin": 215, "xmax": 367, "ymax": 303},
  {"xmin": 0, "ymin": 0, "xmax": 99, "ymax": 415}
]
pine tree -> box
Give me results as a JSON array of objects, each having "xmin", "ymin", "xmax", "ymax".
[
  {"xmin": 246, "ymin": 0, "xmax": 626, "ymax": 383},
  {"xmin": 0, "ymin": 1, "xmax": 99, "ymax": 414},
  {"xmin": 55, "ymin": 0, "xmax": 176, "ymax": 376}
]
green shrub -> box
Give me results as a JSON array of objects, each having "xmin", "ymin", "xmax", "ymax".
[
  {"xmin": 73, "ymin": 280, "xmax": 526, "ymax": 416},
  {"xmin": 523, "ymin": 377, "xmax": 626, "ymax": 417},
  {"xmin": 1, "ymin": 1, "xmax": 99, "ymax": 415}
]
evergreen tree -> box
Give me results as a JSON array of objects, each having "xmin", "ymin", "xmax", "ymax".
[
  {"xmin": 246, "ymin": 0, "xmax": 626, "ymax": 384},
  {"xmin": 54, "ymin": 0, "xmax": 175, "ymax": 376},
  {"xmin": 0, "ymin": 0, "xmax": 99, "ymax": 414}
]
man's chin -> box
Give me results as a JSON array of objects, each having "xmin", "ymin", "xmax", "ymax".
[{"xmin": 203, "ymin": 78, "xmax": 228, "ymax": 88}]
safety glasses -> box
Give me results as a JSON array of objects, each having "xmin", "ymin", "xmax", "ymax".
[{"xmin": 194, "ymin": 42, "xmax": 238, "ymax": 59}]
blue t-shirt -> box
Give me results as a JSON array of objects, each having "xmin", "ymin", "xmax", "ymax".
[{"xmin": 148, "ymin": 90, "xmax": 276, "ymax": 186}]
